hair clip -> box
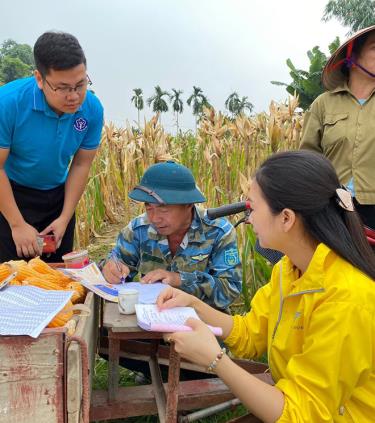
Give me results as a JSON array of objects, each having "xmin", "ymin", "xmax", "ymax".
[{"xmin": 336, "ymin": 188, "xmax": 354, "ymax": 212}]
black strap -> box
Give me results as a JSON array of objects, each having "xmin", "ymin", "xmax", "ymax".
[{"xmin": 134, "ymin": 185, "xmax": 166, "ymax": 205}]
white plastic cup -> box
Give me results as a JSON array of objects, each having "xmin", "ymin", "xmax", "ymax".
[{"xmin": 117, "ymin": 288, "xmax": 139, "ymax": 315}]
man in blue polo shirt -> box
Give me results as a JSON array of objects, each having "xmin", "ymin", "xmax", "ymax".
[{"xmin": 0, "ymin": 31, "xmax": 103, "ymax": 262}]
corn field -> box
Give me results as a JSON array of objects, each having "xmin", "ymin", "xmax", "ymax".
[{"xmin": 76, "ymin": 96, "xmax": 303, "ymax": 307}]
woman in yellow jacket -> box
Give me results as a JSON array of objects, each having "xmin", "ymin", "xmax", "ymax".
[{"xmin": 157, "ymin": 150, "xmax": 375, "ymax": 422}]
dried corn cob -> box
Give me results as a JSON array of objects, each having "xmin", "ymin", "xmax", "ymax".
[
  {"xmin": 66, "ymin": 282, "xmax": 86, "ymax": 303},
  {"xmin": 28, "ymin": 258, "xmax": 73, "ymax": 286},
  {"xmin": 28, "ymin": 257, "xmax": 59, "ymax": 275},
  {"xmin": 16, "ymin": 266, "xmax": 44, "ymax": 281},
  {"xmin": 0, "ymin": 264, "xmax": 11, "ymax": 281},
  {"xmin": 23, "ymin": 277, "xmax": 63, "ymax": 291},
  {"xmin": 28, "ymin": 257, "xmax": 70, "ymax": 282},
  {"xmin": 37, "ymin": 273, "xmax": 65, "ymax": 286},
  {"xmin": 68, "ymin": 289, "xmax": 81, "ymax": 304},
  {"xmin": 6, "ymin": 260, "xmax": 44, "ymax": 281},
  {"xmin": 5, "ymin": 260, "xmax": 27, "ymax": 272},
  {"xmin": 48, "ymin": 301, "xmax": 73, "ymax": 328}
]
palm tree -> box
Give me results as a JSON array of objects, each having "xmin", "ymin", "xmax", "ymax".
[
  {"xmin": 169, "ymin": 89, "xmax": 184, "ymax": 135},
  {"xmin": 237, "ymin": 96, "xmax": 253, "ymax": 115},
  {"xmin": 131, "ymin": 88, "xmax": 144, "ymax": 127},
  {"xmin": 225, "ymin": 92, "xmax": 254, "ymax": 117},
  {"xmin": 225, "ymin": 92, "xmax": 240, "ymax": 117},
  {"xmin": 147, "ymin": 85, "xmax": 170, "ymax": 124},
  {"xmin": 187, "ymin": 86, "xmax": 210, "ymax": 129}
]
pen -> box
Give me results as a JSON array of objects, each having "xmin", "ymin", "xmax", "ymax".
[{"xmin": 111, "ymin": 252, "xmax": 126, "ymax": 285}]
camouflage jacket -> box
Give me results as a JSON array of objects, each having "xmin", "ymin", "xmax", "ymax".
[{"xmin": 111, "ymin": 206, "xmax": 242, "ymax": 309}]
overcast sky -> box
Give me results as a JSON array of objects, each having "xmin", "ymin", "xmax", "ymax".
[{"xmin": 1, "ymin": 0, "xmax": 347, "ymax": 131}]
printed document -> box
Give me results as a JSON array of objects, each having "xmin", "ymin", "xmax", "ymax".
[
  {"xmin": 0, "ymin": 285, "xmax": 73, "ymax": 338},
  {"xmin": 135, "ymin": 304, "xmax": 223, "ymax": 335},
  {"xmin": 66, "ymin": 263, "xmax": 168, "ymax": 303}
]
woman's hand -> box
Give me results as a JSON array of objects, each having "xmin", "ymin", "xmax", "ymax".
[
  {"xmin": 156, "ymin": 286, "xmax": 195, "ymax": 310},
  {"xmin": 165, "ymin": 318, "xmax": 223, "ymax": 369}
]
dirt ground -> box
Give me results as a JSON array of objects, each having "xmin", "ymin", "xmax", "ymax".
[{"xmin": 86, "ymin": 221, "xmax": 125, "ymax": 263}]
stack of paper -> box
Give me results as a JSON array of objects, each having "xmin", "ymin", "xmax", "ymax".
[
  {"xmin": 135, "ymin": 304, "xmax": 223, "ymax": 335},
  {"xmin": 0, "ymin": 285, "xmax": 73, "ymax": 338},
  {"xmin": 68, "ymin": 263, "xmax": 168, "ymax": 303},
  {"xmin": 63, "ymin": 263, "xmax": 118, "ymax": 301}
]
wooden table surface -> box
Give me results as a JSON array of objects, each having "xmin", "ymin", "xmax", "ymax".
[{"xmin": 103, "ymin": 303, "xmax": 140, "ymax": 332}]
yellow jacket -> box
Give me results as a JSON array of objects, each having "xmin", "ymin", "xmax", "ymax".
[
  {"xmin": 225, "ymin": 243, "xmax": 375, "ymax": 422},
  {"xmin": 300, "ymin": 85, "xmax": 375, "ymax": 204}
]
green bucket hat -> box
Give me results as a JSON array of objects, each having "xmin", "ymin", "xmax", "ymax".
[{"xmin": 129, "ymin": 161, "xmax": 206, "ymax": 205}]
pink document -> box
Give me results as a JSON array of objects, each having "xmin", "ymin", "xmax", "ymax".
[{"xmin": 135, "ymin": 304, "xmax": 223, "ymax": 336}]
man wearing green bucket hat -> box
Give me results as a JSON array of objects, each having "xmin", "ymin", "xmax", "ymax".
[{"xmin": 102, "ymin": 161, "xmax": 242, "ymax": 310}]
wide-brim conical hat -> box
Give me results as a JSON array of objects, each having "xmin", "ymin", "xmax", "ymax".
[{"xmin": 322, "ymin": 25, "xmax": 375, "ymax": 91}]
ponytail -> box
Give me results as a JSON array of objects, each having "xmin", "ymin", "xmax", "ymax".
[{"xmin": 256, "ymin": 150, "xmax": 375, "ymax": 280}]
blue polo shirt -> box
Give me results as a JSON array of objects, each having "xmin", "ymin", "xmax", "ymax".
[{"xmin": 0, "ymin": 77, "xmax": 104, "ymax": 190}]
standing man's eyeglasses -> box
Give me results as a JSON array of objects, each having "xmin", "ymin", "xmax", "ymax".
[{"xmin": 44, "ymin": 75, "xmax": 92, "ymax": 96}]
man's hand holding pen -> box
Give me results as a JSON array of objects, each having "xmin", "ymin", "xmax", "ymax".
[{"xmin": 102, "ymin": 254, "xmax": 130, "ymax": 284}]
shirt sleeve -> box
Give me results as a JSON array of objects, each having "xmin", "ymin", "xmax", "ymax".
[
  {"xmin": 224, "ymin": 282, "xmax": 271, "ymax": 359},
  {"xmin": 179, "ymin": 225, "xmax": 242, "ymax": 309},
  {"xmin": 299, "ymin": 99, "xmax": 323, "ymax": 153},
  {"xmin": 79, "ymin": 94, "xmax": 104, "ymax": 150},
  {"xmin": 0, "ymin": 94, "xmax": 15, "ymax": 148},
  {"xmin": 110, "ymin": 222, "xmax": 140, "ymax": 280},
  {"xmin": 276, "ymin": 302, "xmax": 374, "ymax": 422}
]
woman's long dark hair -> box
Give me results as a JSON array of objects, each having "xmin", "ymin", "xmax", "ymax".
[{"xmin": 255, "ymin": 150, "xmax": 375, "ymax": 280}]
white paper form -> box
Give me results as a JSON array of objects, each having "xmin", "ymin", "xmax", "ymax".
[
  {"xmin": 0, "ymin": 286, "xmax": 73, "ymax": 338},
  {"xmin": 63, "ymin": 262, "xmax": 106, "ymax": 284},
  {"xmin": 64, "ymin": 263, "xmax": 167, "ymax": 304},
  {"xmin": 125, "ymin": 282, "xmax": 168, "ymax": 304}
]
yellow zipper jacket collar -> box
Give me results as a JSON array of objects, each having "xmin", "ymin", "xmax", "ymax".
[{"xmin": 281, "ymin": 243, "xmax": 332, "ymax": 295}]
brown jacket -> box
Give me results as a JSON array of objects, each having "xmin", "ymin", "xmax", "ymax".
[{"xmin": 300, "ymin": 85, "xmax": 375, "ymax": 204}]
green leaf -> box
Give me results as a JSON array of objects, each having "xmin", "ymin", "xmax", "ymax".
[
  {"xmin": 270, "ymin": 81, "xmax": 288, "ymax": 87},
  {"xmin": 286, "ymin": 58, "xmax": 297, "ymax": 72}
]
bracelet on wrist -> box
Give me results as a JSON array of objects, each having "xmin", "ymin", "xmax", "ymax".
[{"xmin": 207, "ymin": 347, "xmax": 226, "ymax": 373}]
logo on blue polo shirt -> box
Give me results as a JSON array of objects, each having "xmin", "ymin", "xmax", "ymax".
[{"xmin": 74, "ymin": 117, "xmax": 88, "ymax": 132}]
